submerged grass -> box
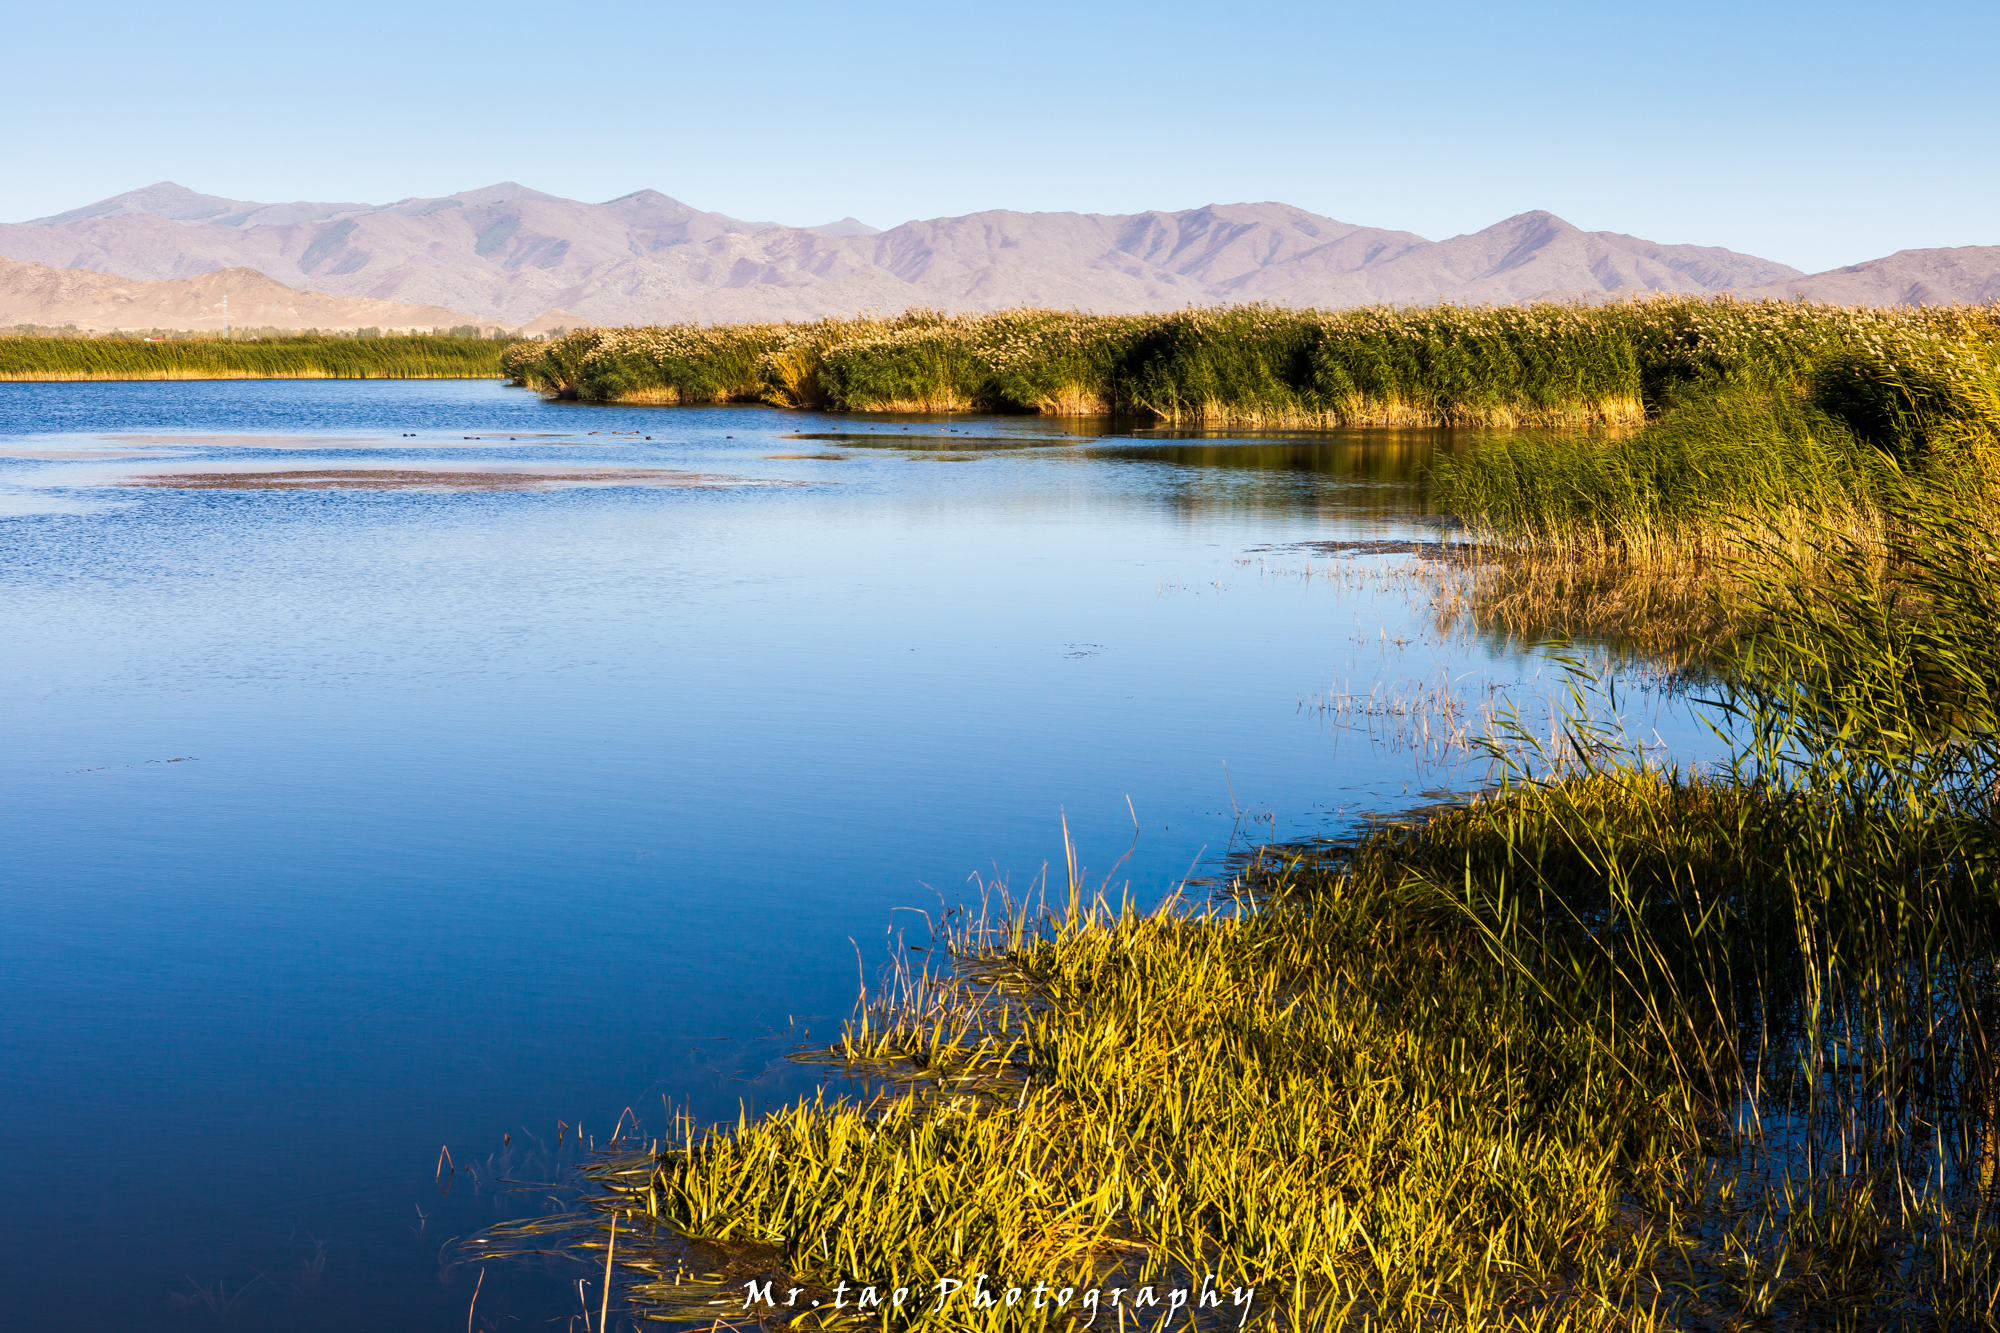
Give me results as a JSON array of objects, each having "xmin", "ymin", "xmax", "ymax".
[
  {"xmin": 0, "ymin": 333, "xmax": 512, "ymax": 380},
  {"xmin": 514, "ymin": 491, "xmax": 2000, "ymax": 1330}
]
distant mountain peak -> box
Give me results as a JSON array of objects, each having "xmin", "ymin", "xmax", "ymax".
[
  {"xmin": 1482, "ymin": 210, "xmax": 1575, "ymax": 238},
  {"xmin": 28, "ymin": 181, "xmax": 258, "ymax": 226},
  {"xmin": 607, "ymin": 189, "xmax": 679, "ymax": 206},
  {"xmin": 26, "ymin": 182, "xmax": 375, "ymax": 230},
  {"xmin": 448, "ymin": 182, "xmax": 571, "ymax": 207},
  {"xmin": 803, "ymin": 217, "xmax": 882, "ymax": 237}
]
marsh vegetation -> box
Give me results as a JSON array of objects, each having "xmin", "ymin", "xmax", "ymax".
[
  {"xmin": 479, "ymin": 300, "xmax": 2000, "ymax": 1330},
  {"xmin": 503, "ymin": 298, "xmax": 1997, "ymax": 429},
  {"xmin": 0, "ymin": 332, "xmax": 513, "ymax": 380},
  {"xmin": 1431, "ymin": 311, "xmax": 2000, "ymax": 660}
]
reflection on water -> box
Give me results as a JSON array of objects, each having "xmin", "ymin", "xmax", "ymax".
[
  {"xmin": 773, "ymin": 423, "xmax": 1485, "ymax": 521},
  {"xmin": 783, "ymin": 432, "xmax": 1059, "ymax": 450},
  {"xmin": 784, "ymin": 425, "xmax": 1480, "ymax": 476},
  {"xmin": 1097, "ymin": 428, "xmax": 1464, "ymax": 475},
  {"xmin": 0, "ymin": 382, "xmax": 1710, "ymax": 1332},
  {"xmin": 1083, "ymin": 429, "xmax": 1475, "ymax": 524}
]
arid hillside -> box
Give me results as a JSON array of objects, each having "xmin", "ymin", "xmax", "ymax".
[{"xmin": 0, "ymin": 256, "xmax": 499, "ymax": 332}]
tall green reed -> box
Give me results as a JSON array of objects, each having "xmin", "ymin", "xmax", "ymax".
[
  {"xmin": 505, "ymin": 297, "xmax": 2000, "ymax": 429},
  {"xmin": 1430, "ymin": 391, "xmax": 1890, "ymax": 547},
  {"xmin": 1423, "ymin": 327, "xmax": 2000, "ymax": 660}
]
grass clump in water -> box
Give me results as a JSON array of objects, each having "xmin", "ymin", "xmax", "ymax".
[
  {"xmin": 1426, "ymin": 392, "xmax": 1894, "ymax": 659},
  {"xmin": 1431, "ymin": 391, "xmax": 1888, "ymax": 547}
]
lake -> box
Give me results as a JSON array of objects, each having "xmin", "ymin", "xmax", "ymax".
[{"xmin": 0, "ymin": 379, "xmax": 1710, "ymax": 1330}]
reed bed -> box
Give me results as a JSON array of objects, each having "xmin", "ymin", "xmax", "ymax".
[
  {"xmin": 1427, "ymin": 321, "xmax": 2000, "ymax": 660},
  {"xmin": 505, "ymin": 298, "xmax": 2000, "ymax": 427},
  {"xmin": 0, "ymin": 334, "xmax": 512, "ymax": 381}
]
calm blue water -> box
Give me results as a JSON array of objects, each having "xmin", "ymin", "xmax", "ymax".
[{"xmin": 0, "ymin": 380, "xmax": 1710, "ymax": 1330}]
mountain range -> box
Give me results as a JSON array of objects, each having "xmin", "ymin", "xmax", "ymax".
[{"xmin": 1, "ymin": 182, "xmax": 1992, "ymax": 331}]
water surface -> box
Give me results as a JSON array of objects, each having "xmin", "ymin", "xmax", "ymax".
[{"xmin": 0, "ymin": 380, "xmax": 1708, "ymax": 1330}]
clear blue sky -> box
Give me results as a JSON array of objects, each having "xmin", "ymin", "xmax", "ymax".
[{"xmin": 7, "ymin": 0, "xmax": 1994, "ymax": 273}]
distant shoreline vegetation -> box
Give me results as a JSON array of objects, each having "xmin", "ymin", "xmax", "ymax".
[
  {"xmin": 502, "ymin": 297, "xmax": 2000, "ymax": 427},
  {"xmin": 0, "ymin": 330, "xmax": 515, "ymax": 382}
]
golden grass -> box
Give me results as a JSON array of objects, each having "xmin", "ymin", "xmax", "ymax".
[
  {"xmin": 845, "ymin": 392, "xmax": 977, "ymax": 414},
  {"xmin": 607, "ymin": 386, "xmax": 692, "ymax": 404},
  {"xmin": 502, "ymin": 702, "xmax": 2000, "ymax": 1328},
  {"xmin": 1147, "ymin": 394, "xmax": 1649, "ymax": 430},
  {"xmin": 1425, "ymin": 504, "xmax": 1892, "ymax": 663},
  {"xmin": 1030, "ymin": 387, "xmax": 1109, "ymax": 416}
]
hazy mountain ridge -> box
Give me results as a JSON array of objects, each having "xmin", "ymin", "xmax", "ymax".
[
  {"xmin": 1739, "ymin": 247, "xmax": 2000, "ymax": 307},
  {"xmin": 0, "ymin": 256, "xmax": 499, "ymax": 332},
  {"xmin": 28, "ymin": 182, "xmax": 375, "ymax": 231},
  {"xmin": 2, "ymin": 181, "xmax": 1988, "ymax": 330}
]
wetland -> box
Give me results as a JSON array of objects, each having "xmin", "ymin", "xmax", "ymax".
[
  {"xmin": 1, "ymin": 379, "xmax": 1642, "ymax": 1331},
  {"xmin": 7, "ymin": 293, "xmax": 2000, "ymax": 1331}
]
